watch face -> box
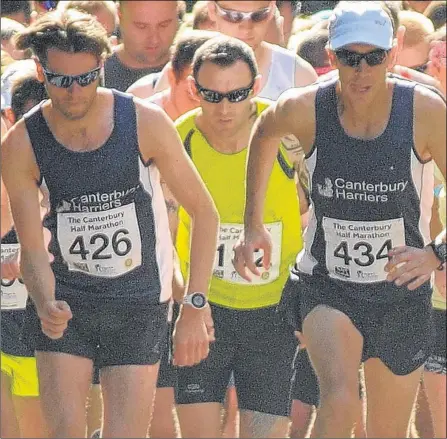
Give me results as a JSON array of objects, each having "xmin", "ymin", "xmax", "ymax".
[{"xmin": 191, "ymin": 293, "xmax": 206, "ymax": 308}]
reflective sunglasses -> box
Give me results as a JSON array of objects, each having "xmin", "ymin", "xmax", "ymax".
[
  {"xmin": 195, "ymin": 80, "xmax": 255, "ymax": 103},
  {"xmin": 214, "ymin": 2, "xmax": 271, "ymax": 23},
  {"xmin": 43, "ymin": 67, "xmax": 101, "ymax": 88},
  {"xmin": 335, "ymin": 49, "xmax": 390, "ymax": 68}
]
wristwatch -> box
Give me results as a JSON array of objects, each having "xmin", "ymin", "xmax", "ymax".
[
  {"xmin": 427, "ymin": 240, "xmax": 447, "ymax": 270},
  {"xmin": 183, "ymin": 292, "xmax": 208, "ymax": 309}
]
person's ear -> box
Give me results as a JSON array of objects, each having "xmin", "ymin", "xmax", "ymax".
[
  {"xmin": 187, "ymin": 75, "xmax": 200, "ymax": 102},
  {"xmin": 208, "ymin": 1, "xmax": 217, "ymax": 22},
  {"xmin": 34, "ymin": 58, "xmax": 45, "ymax": 83},
  {"xmin": 3, "ymin": 108, "xmax": 16, "ymax": 127},
  {"xmin": 252, "ymin": 74, "xmax": 263, "ymax": 97},
  {"xmin": 326, "ymin": 47, "xmax": 338, "ymax": 69}
]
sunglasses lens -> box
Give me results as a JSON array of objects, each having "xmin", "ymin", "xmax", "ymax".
[
  {"xmin": 228, "ymin": 88, "xmax": 251, "ymax": 103},
  {"xmin": 47, "ymin": 74, "xmax": 72, "ymax": 88},
  {"xmin": 200, "ymin": 89, "xmax": 223, "ymax": 103},
  {"xmin": 251, "ymin": 9, "xmax": 270, "ymax": 22},
  {"xmin": 366, "ymin": 51, "xmax": 387, "ymax": 66},
  {"xmin": 223, "ymin": 10, "xmax": 243, "ymax": 23},
  {"xmin": 77, "ymin": 70, "xmax": 100, "ymax": 87}
]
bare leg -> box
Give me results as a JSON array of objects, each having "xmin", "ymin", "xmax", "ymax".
[
  {"xmin": 289, "ymin": 400, "xmax": 315, "ymax": 438},
  {"xmin": 176, "ymin": 402, "xmax": 223, "ymax": 438},
  {"xmin": 1, "ymin": 373, "xmax": 20, "ymax": 439},
  {"xmin": 364, "ymin": 358, "xmax": 423, "ymax": 438},
  {"xmin": 240, "ymin": 410, "xmax": 290, "ymax": 438},
  {"xmin": 423, "ymin": 371, "xmax": 446, "ymax": 438},
  {"xmin": 222, "ymin": 386, "xmax": 239, "ymax": 438},
  {"xmin": 13, "ymin": 396, "xmax": 48, "ymax": 438},
  {"xmin": 36, "ymin": 351, "xmax": 93, "ymax": 438},
  {"xmin": 100, "ymin": 364, "xmax": 160, "ymax": 438},
  {"xmin": 86, "ymin": 384, "xmax": 103, "ymax": 438},
  {"xmin": 149, "ymin": 387, "xmax": 179, "ymax": 438},
  {"xmin": 303, "ymin": 306, "xmax": 364, "ymax": 438}
]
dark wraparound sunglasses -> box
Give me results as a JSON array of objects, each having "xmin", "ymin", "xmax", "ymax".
[
  {"xmin": 195, "ymin": 80, "xmax": 255, "ymax": 103},
  {"xmin": 214, "ymin": 2, "xmax": 271, "ymax": 23},
  {"xmin": 335, "ymin": 49, "xmax": 390, "ymax": 68},
  {"xmin": 43, "ymin": 67, "xmax": 101, "ymax": 88}
]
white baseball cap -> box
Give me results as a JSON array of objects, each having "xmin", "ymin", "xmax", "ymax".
[{"xmin": 328, "ymin": 1, "xmax": 394, "ymax": 51}]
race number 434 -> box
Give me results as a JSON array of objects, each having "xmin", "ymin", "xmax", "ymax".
[{"xmin": 323, "ymin": 217, "xmax": 405, "ymax": 283}]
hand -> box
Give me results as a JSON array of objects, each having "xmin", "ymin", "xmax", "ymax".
[
  {"xmin": 36, "ymin": 300, "xmax": 73, "ymax": 340},
  {"xmin": 385, "ymin": 245, "xmax": 441, "ymax": 290},
  {"xmin": 232, "ymin": 225, "xmax": 272, "ymax": 282},
  {"xmin": 1, "ymin": 250, "xmax": 21, "ymax": 280},
  {"xmin": 172, "ymin": 305, "xmax": 214, "ymax": 367}
]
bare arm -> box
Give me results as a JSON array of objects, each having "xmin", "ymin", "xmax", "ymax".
[
  {"xmin": 136, "ymin": 100, "xmax": 219, "ymax": 296},
  {"xmin": 386, "ymin": 86, "xmax": 446, "ymax": 289},
  {"xmin": 1, "ymin": 116, "xmax": 14, "ymax": 238},
  {"xmin": 1, "ymin": 121, "xmax": 56, "ymax": 309},
  {"xmin": 294, "ymin": 55, "xmax": 318, "ymax": 88},
  {"xmin": 245, "ymin": 88, "xmax": 316, "ymax": 228}
]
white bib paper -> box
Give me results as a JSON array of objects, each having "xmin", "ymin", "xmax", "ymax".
[
  {"xmin": 1, "ymin": 244, "xmax": 28, "ymax": 310},
  {"xmin": 57, "ymin": 203, "xmax": 142, "ymax": 278},
  {"xmin": 214, "ymin": 222, "xmax": 282, "ymax": 285},
  {"xmin": 323, "ymin": 217, "xmax": 405, "ymax": 283}
]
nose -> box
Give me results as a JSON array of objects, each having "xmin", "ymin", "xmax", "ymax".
[
  {"xmin": 219, "ymin": 98, "xmax": 232, "ymax": 114},
  {"xmin": 355, "ymin": 58, "xmax": 369, "ymax": 73},
  {"xmin": 238, "ymin": 18, "xmax": 255, "ymax": 31},
  {"xmin": 145, "ymin": 28, "xmax": 160, "ymax": 46}
]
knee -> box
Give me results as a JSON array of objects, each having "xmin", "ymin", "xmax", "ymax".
[{"xmin": 319, "ymin": 384, "xmax": 360, "ymax": 423}]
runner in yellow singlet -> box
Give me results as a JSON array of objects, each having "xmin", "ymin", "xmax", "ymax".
[{"xmin": 173, "ymin": 36, "xmax": 303, "ymax": 438}]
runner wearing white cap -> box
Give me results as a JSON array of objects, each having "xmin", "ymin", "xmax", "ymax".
[{"xmin": 237, "ymin": 1, "xmax": 446, "ymax": 437}]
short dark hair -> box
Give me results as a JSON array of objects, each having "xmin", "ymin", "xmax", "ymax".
[
  {"xmin": 276, "ymin": 1, "xmax": 301, "ymax": 16},
  {"xmin": 11, "ymin": 73, "xmax": 48, "ymax": 121},
  {"xmin": 424, "ymin": 1, "xmax": 447, "ymax": 30},
  {"xmin": 192, "ymin": 36, "xmax": 258, "ymax": 81},
  {"xmin": 171, "ymin": 30, "xmax": 219, "ymax": 81},
  {"xmin": 296, "ymin": 29, "xmax": 329, "ymax": 68},
  {"xmin": 0, "ymin": 1, "xmax": 32, "ymax": 22},
  {"xmin": 14, "ymin": 8, "xmax": 112, "ymax": 67}
]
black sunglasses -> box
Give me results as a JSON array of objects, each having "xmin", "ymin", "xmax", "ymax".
[
  {"xmin": 43, "ymin": 67, "xmax": 101, "ymax": 88},
  {"xmin": 214, "ymin": 2, "xmax": 271, "ymax": 23},
  {"xmin": 195, "ymin": 80, "xmax": 255, "ymax": 103},
  {"xmin": 335, "ymin": 49, "xmax": 390, "ymax": 68}
]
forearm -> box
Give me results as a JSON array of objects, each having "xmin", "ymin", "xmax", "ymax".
[
  {"xmin": 244, "ymin": 128, "xmax": 281, "ymax": 228},
  {"xmin": 187, "ymin": 206, "xmax": 219, "ymax": 295},
  {"xmin": 20, "ymin": 249, "xmax": 55, "ymax": 308}
]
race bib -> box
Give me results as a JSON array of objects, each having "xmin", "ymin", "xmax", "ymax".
[
  {"xmin": 1, "ymin": 244, "xmax": 28, "ymax": 310},
  {"xmin": 57, "ymin": 203, "xmax": 142, "ymax": 278},
  {"xmin": 323, "ymin": 217, "xmax": 406, "ymax": 283},
  {"xmin": 213, "ymin": 222, "xmax": 282, "ymax": 285}
]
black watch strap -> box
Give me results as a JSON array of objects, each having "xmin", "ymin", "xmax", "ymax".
[{"xmin": 428, "ymin": 241, "xmax": 447, "ymax": 269}]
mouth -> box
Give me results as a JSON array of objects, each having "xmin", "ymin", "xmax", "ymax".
[{"xmin": 351, "ymin": 84, "xmax": 372, "ymax": 94}]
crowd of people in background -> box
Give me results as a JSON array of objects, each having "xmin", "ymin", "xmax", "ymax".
[{"xmin": 0, "ymin": 1, "xmax": 446, "ymax": 438}]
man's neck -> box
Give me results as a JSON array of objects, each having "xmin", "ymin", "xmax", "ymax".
[
  {"xmin": 196, "ymin": 103, "xmax": 258, "ymax": 154},
  {"xmin": 115, "ymin": 45, "xmax": 168, "ymax": 70},
  {"xmin": 337, "ymin": 80, "xmax": 393, "ymax": 138}
]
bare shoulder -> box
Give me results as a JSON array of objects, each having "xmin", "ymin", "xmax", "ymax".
[
  {"xmin": 126, "ymin": 75, "xmax": 156, "ymax": 98},
  {"xmin": 276, "ymin": 84, "xmax": 319, "ymax": 118},
  {"xmin": 275, "ymin": 85, "xmax": 319, "ymax": 154},
  {"xmin": 413, "ymin": 82, "xmax": 446, "ymax": 132},
  {"xmin": 133, "ymin": 97, "xmax": 179, "ymax": 162},
  {"xmin": 414, "ymin": 82, "xmax": 446, "ymax": 111},
  {"xmin": 2, "ymin": 119, "xmax": 40, "ymax": 181}
]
